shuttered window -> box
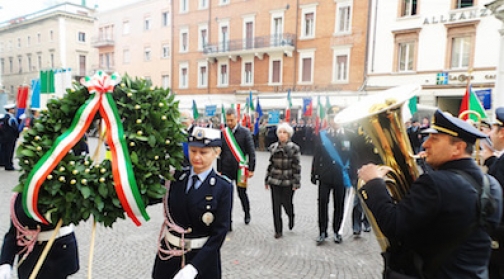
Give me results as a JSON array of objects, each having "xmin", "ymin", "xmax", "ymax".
[
  {"xmin": 302, "ymin": 58, "xmax": 312, "ymax": 82},
  {"xmin": 272, "ymin": 61, "xmax": 280, "ymax": 83}
]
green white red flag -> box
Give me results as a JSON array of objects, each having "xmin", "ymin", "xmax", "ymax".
[
  {"xmin": 220, "ymin": 104, "xmax": 226, "ymax": 129},
  {"xmin": 315, "ymin": 96, "xmax": 326, "ymax": 135},
  {"xmin": 192, "ymin": 100, "xmax": 199, "ymax": 120},
  {"xmin": 458, "ymin": 84, "xmax": 488, "ymax": 122},
  {"xmin": 285, "ymin": 89, "xmax": 292, "ymax": 122}
]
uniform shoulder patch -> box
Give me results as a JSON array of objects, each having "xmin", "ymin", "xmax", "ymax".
[
  {"xmin": 217, "ymin": 173, "xmax": 232, "ymax": 184},
  {"xmin": 174, "ymin": 169, "xmax": 190, "ymax": 181}
]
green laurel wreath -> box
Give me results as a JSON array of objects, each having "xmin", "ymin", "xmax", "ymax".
[{"xmin": 14, "ymin": 75, "xmax": 185, "ymax": 227}]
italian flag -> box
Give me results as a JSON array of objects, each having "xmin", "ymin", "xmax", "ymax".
[
  {"xmin": 285, "ymin": 89, "xmax": 292, "ymax": 122},
  {"xmin": 192, "ymin": 100, "xmax": 199, "ymax": 119},
  {"xmin": 323, "ymin": 96, "xmax": 330, "ymax": 128},
  {"xmin": 315, "ymin": 96, "xmax": 326, "ymax": 135},
  {"xmin": 40, "ymin": 70, "xmax": 55, "ymax": 94},
  {"xmin": 458, "ymin": 84, "xmax": 488, "ymax": 122},
  {"xmin": 220, "ymin": 104, "xmax": 226, "ymax": 129}
]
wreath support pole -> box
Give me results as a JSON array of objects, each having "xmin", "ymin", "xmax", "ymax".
[
  {"xmin": 29, "ymin": 218, "xmax": 63, "ymax": 279},
  {"xmin": 92, "ymin": 120, "xmax": 104, "ymax": 162},
  {"xmin": 88, "ymin": 220, "xmax": 97, "ymax": 279}
]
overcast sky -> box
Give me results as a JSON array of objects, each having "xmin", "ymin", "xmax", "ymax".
[{"xmin": 0, "ymin": 0, "xmax": 141, "ymax": 21}]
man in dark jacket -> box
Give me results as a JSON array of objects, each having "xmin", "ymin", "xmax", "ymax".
[
  {"xmin": 350, "ymin": 124, "xmax": 382, "ymax": 236},
  {"xmin": 359, "ymin": 109, "xmax": 503, "ymax": 279},
  {"xmin": 483, "ymin": 107, "xmax": 504, "ymax": 279},
  {"xmin": 311, "ymin": 110, "xmax": 357, "ymax": 245},
  {"xmin": 218, "ymin": 108, "xmax": 256, "ymax": 228},
  {"xmin": 2, "ymin": 104, "xmax": 19, "ymax": 171}
]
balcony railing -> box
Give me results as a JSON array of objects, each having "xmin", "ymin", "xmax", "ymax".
[
  {"xmin": 203, "ymin": 33, "xmax": 295, "ymax": 54},
  {"xmin": 91, "ymin": 36, "xmax": 115, "ymax": 48},
  {"xmin": 91, "ymin": 64, "xmax": 115, "ymax": 73}
]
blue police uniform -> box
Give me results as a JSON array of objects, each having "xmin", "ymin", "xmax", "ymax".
[
  {"xmin": 2, "ymin": 104, "xmax": 19, "ymax": 171},
  {"xmin": 153, "ymin": 127, "xmax": 233, "ymax": 279},
  {"xmin": 0, "ymin": 193, "xmax": 79, "ymax": 279},
  {"xmin": 360, "ymin": 110, "xmax": 503, "ymax": 278}
]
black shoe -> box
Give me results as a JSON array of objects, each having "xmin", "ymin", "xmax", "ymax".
[
  {"xmin": 316, "ymin": 233, "xmax": 327, "ymax": 245},
  {"xmin": 274, "ymin": 233, "xmax": 282, "ymax": 239},
  {"xmin": 244, "ymin": 214, "xmax": 251, "ymax": 225},
  {"xmin": 288, "ymin": 217, "xmax": 294, "ymax": 230},
  {"xmin": 353, "ymin": 231, "xmax": 361, "ymax": 236},
  {"xmin": 363, "ymin": 226, "xmax": 371, "ymax": 232},
  {"xmin": 228, "ymin": 224, "xmax": 233, "ymax": 232},
  {"xmin": 334, "ymin": 233, "xmax": 342, "ymax": 244},
  {"xmin": 5, "ymin": 167, "xmax": 16, "ymax": 171}
]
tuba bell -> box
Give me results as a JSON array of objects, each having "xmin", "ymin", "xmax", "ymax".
[{"xmin": 334, "ymin": 84, "xmax": 422, "ymax": 251}]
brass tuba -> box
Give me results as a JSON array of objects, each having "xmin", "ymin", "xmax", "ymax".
[{"xmin": 334, "ymin": 84, "xmax": 422, "ymax": 251}]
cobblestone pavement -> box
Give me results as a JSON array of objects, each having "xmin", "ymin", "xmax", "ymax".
[{"xmin": 0, "ymin": 138, "xmax": 383, "ymax": 279}]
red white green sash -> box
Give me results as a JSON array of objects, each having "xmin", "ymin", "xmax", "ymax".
[
  {"xmin": 222, "ymin": 127, "xmax": 248, "ymax": 184},
  {"xmin": 23, "ymin": 71, "xmax": 149, "ymax": 226}
]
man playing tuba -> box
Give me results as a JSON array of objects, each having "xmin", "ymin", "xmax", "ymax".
[{"xmin": 358, "ymin": 109, "xmax": 503, "ymax": 278}]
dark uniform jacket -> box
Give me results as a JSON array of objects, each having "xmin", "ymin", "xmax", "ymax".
[
  {"xmin": 217, "ymin": 124, "xmax": 256, "ymax": 180},
  {"xmin": 311, "ymin": 128, "xmax": 357, "ymax": 185},
  {"xmin": 153, "ymin": 169, "xmax": 233, "ymax": 279},
  {"xmin": 265, "ymin": 141, "xmax": 301, "ymax": 189},
  {"xmin": 360, "ymin": 158, "xmax": 503, "ymax": 278},
  {"xmin": 0, "ymin": 193, "xmax": 79, "ymax": 279},
  {"xmin": 291, "ymin": 125, "xmax": 305, "ymax": 148},
  {"xmin": 351, "ymin": 127, "xmax": 382, "ymax": 169},
  {"xmin": 484, "ymin": 154, "xmax": 504, "ymax": 267},
  {"xmin": 1, "ymin": 114, "xmax": 19, "ymax": 143}
]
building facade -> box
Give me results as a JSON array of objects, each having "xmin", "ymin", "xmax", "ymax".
[
  {"xmin": 171, "ymin": 0, "xmax": 370, "ymax": 111},
  {"xmin": 93, "ymin": 0, "xmax": 172, "ymax": 89},
  {"xmin": 0, "ymin": 3, "xmax": 97, "ymax": 102},
  {"xmin": 366, "ymin": 0, "xmax": 502, "ymax": 116}
]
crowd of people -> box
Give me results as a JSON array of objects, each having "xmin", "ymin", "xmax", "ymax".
[{"xmin": 0, "ymin": 101, "xmax": 503, "ymax": 279}]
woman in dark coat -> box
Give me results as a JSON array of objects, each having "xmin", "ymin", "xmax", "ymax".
[
  {"xmin": 153, "ymin": 127, "xmax": 232, "ymax": 279},
  {"xmin": 265, "ymin": 123, "xmax": 301, "ymax": 239}
]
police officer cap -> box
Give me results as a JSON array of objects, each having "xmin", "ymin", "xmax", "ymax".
[
  {"xmin": 188, "ymin": 127, "xmax": 222, "ymax": 147},
  {"xmin": 422, "ymin": 109, "xmax": 487, "ymax": 144},
  {"xmin": 4, "ymin": 103, "xmax": 16, "ymax": 110},
  {"xmin": 492, "ymin": 107, "xmax": 504, "ymax": 127},
  {"xmin": 480, "ymin": 119, "xmax": 491, "ymax": 129}
]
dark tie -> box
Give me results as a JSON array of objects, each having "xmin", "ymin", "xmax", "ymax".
[{"xmin": 187, "ymin": 175, "xmax": 199, "ymax": 195}]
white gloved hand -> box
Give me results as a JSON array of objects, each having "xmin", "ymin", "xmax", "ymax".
[
  {"xmin": 173, "ymin": 264, "xmax": 198, "ymax": 279},
  {"xmin": 0, "ymin": 264, "xmax": 12, "ymax": 279}
]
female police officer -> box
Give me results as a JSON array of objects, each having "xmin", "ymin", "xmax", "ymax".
[{"xmin": 152, "ymin": 127, "xmax": 233, "ymax": 279}]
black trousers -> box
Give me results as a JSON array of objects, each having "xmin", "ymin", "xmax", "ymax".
[
  {"xmin": 0, "ymin": 142, "xmax": 4, "ymax": 166},
  {"xmin": 2, "ymin": 139, "xmax": 16, "ymax": 169},
  {"xmin": 235, "ymin": 183, "xmax": 250, "ymax": 215},
  {"xmin": 270, "ymin": 185, "xmax": 294, "ymax": 234},
  {"xmin": 318, "ymin": 181, "xmax": 345, "ymax": 235}
]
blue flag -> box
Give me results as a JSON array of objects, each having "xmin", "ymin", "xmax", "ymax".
[
  {"xmin": 30, "ymin": 79, "xmax": 41, "ymax": 109},
  {"xmin": 254, "ymin": 97, "xmax": 263, "ymax": 136}
]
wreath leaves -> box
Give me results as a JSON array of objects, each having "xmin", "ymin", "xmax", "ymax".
[{"xmin": 15, "ymin": 74, "xmax": 186, "ymax": 227}]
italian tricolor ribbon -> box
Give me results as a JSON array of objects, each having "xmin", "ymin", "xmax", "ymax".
[
  {"xmin": 23, "ymin": 71, "xmax": 149, "ymax": 226},
  {"xmin": 222, "ymin": 127, "xmax": 248, "ymax": 187}
]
